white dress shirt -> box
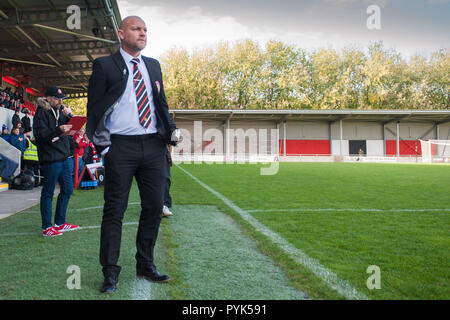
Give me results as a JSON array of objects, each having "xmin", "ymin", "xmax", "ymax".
[{"xmin": 105, "ymin": 47, "xmax": 157, "ymax": 135}]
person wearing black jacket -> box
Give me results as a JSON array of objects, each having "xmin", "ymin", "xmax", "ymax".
[
  {"xmin": 12, "ymin": 108, "xmax": 22, "ymax": 128},
  {"xmin": 21, "ymin": 108, "xmax": 32, "ymax": 134},
  {"xmin": 33, "ymin": 86, "xmax": 79, "ymax": 237},
  {"xmin": 86, "ymin": 16, "xmax": 180, "ymax": 294}
]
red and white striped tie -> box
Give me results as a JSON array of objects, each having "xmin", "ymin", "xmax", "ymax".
[{"xmin": 131, "ymin": 57, "xmax": 151, "ymax": 129}]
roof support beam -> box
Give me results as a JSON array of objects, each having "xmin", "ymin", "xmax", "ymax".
[
  {"xmin": 22, "ymin": 61, "xmax": 93, "ymax": 75},
  {"xmin": 0, "ymin": 56, "xmax": 57, "ymax": 67},
  {"xmin": 382, "ymin": 114, "xmax": 411, "ymax": 125},
  {"xmin": 0, "ymin": 8, "xmax": 111, "ymax": 28},
  {"xmin": 2, "ymin": 40, "xmax": 116, "ymax": 57},
  {"xmin": 329, "ymin": 114, "xmax": 350, "ymax": 124},
  {"xmin": 32, "ymin": 24, "xmax": 118, "ymax": 44}
]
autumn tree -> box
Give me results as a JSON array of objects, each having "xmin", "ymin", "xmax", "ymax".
[{"xmin": 158, "ymin": 41, "xmax": 448, "ymax": 110}]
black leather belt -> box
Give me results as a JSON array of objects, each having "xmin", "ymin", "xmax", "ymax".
[{"xmin": 111, "ymin": 133, "xmax": 158, "ymax": 141}]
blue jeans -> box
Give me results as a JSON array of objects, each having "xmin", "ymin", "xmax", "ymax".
[
  {"xmin": 40, "ymin": 158, "xmax": 74, "ymax": 229},
  {"xmin": 77, "ymin": 157, "xmax": 84, "ymax": 176}
]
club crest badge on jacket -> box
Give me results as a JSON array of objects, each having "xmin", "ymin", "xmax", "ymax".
[{"xmin": 155, "ymin": 80, "xmax": 160, "ymax": 94}]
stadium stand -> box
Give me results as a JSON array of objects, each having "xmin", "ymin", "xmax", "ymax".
[
  {"xmin": 0, "ymin": 0, "xmax": 121, "ymax": 99},
  {"xmin": 170, "ymin": 109, "xmax": 450, "ymax": 163},
  {"xmin": 0, "ymin": 0, "xmax": 121, "ymax": 191}
]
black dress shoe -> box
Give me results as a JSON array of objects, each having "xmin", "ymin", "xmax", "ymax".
[
  {"xmin": 137, "ymin": 267, "xmax": 171, "ymax": 283},
  {"xmin": 100, "ymin": 276, "xmax": 119, "ymax": 294}
]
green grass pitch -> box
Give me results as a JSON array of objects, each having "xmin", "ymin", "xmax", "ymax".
[{"xmin": 0, "ymin": 162, "xmax": 448, "ymax": 299}]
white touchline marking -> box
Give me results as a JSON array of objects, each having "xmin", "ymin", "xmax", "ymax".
[
  {"xmin": 175, "ymin": 164, "xmax": 369, "ymax": 300},
  {"xmin": 24, "ymin": 202, "xmax": 141, "ymax": 214},
  {"xmin": 130, "ymin": 277, "xmax": 153, "ymax": 300},
  {"xmin": 74, "ymin": 202, "xmax": 140, "ymax": 212},
  {"xmin": 246, "ymin": 208, "xmax": 450, "ymax": 213},
  {"xmin": 77, "ymin": 221, "xmax": 139, "ymax": 230}
]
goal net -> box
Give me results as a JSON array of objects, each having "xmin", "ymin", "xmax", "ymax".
[{"xmin": 420, "ymin": 140, "xmax": 450, "ymax": 163}]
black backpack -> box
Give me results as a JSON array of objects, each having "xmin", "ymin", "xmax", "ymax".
[{"xmin": 11, "ymin": 170, "xmax": 35, "ymax": 190}]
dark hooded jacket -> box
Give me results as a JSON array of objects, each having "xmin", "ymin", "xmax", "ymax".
[{"xmin": 32, "ymin": 97, "xmax": 72, "ymax": 163}]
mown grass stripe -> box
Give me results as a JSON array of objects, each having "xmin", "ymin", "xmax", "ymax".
[
  {"xmin": 246, "ymin": 208, "xmax": 450, "ymax": 213},
  {"xmin": 176, "ymin": 164, "xmax": 369, "ymax": 300},
  {"xmin": 169, "ymin": 205, "xmax": 308, "ymax": 299}
]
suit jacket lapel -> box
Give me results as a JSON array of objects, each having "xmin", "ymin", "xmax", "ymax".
[
  {"xmin": 142, "ymin": 57, "xmax": 159, "ymax": 100},
  {"xmin": 112, "ymin": 50, "xmax": 129, "ymax": 81}
]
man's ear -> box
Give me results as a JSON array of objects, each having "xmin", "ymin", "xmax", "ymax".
[{"xmin": 118, "ymin": 29, "xmax": 124, "ymax": 41}]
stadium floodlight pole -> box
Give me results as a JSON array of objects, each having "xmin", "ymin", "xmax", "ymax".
[
  {"xmin": 32, "ymin": 24, "xmax": 118, "ymax": 44},
  {"xmin": 0, "ymin": 57, "xmax": 57, "ymax": 68}
]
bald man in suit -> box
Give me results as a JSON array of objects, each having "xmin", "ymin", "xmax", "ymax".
[{"xmin": 86, "ymin": 16, "xmax": 179, "ymax": 294}]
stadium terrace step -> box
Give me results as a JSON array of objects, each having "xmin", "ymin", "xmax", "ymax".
[
  {"xmin": 0, "ymin": 178, "xmax": 8, "ymax": 193},
  {"xmin": 0, "ymin": 182, "xmax": 8, "ymax": 192}
]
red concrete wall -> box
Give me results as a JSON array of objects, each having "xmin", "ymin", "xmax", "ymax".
[
  {"xmin": 385, "ymin": 140, "xmax": 422, "ymax": 155},
  {"xmin": 279, "ymin": 140, "xmax": 330, "ymax": 155}
]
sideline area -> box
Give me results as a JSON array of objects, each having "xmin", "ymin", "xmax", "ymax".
[
  {"xmin": 0, "ymin": 185, "xmax": 306, "ymax": 299},
  {"xmin": 0, "ymin": 186, "xmax": 44, "ymax": 220}
]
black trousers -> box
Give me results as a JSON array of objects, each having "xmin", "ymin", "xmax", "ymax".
[
  {"xmin": 164, "ymin": 162, "xmax": 172, "ymax": 207},
  {"xmin": 100, "ymin": 134, "xmax": 166, "ymax": 278}
]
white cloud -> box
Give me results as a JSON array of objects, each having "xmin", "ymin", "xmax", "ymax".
[
  {"xmin": 427, "ymin": 0, "xmax": 450, "ymax": 4},
  {"xmin": 118, "ymin": 1, "xmax": 325, "ymax": 59},
  {"xmin": 117, "ymin": 0, "xmax": 447, "ymax": 60},
  {"xmin": 324, "ymin": 0, "xmax": 388, "ymax": 7}
]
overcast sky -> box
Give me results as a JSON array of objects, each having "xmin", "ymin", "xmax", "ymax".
[{"xmin": 117, "ymin": 0, "xmax": 449, "ymax": 59}]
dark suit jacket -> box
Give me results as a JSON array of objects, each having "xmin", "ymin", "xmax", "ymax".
[{"xmin": 86, "ymin": 50, "xmax": 176, "ymax": 153}]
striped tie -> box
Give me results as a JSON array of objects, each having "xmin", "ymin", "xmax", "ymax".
[{"xmin": 131, "ymin": 57, "xmax": 151, "ymax": 129}]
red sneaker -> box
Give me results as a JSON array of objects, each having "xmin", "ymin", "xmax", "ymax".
[
  {"xmin": 43, "ymin": 227, "xmax": 63, "ymax": 237},
  {"xmin": 54, "ymin": 223, "xmax": 80, "ymax": 232}
]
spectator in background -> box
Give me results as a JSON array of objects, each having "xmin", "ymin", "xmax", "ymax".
[
  {"xmin": 4, "ymin": 95, "xmax": 12, "ymax": 109},
  {"xmin": 1, "ymin": 124, "xmax": 10, "ymax": 143},
  {"xmin": 15, "ymin": 122, "xmax": 24, "ymax": 134},
  {"xmin": 74, "ymin": 129, "xmax": 88, "ymax": 175},
  {"xmin": 10, "ymin": 98, "xmax": 16, "ymax": 110},
  {"xmin": 9, "ymin": 126, "xmax": 27, "ymax": 155},
  {"xmin": 83, "ymin": 137, "xmax": 98, "ymax": 164},
  {"xmin": 12, "ymin": 108, "xmax": 22, "ymax": 128},
  {"xmin": 22, "ymin": 135, "xmax": 40, "ymax": 183},
  {"xmin": 21, "ymin": 108, "xmax": 32, "ymax": 134},
  {"xmin": 0, "ymin": 92, "xmax": 5, "ymax": 108}
]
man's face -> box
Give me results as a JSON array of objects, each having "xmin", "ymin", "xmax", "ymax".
[
  {"xmin": 118, "ymin": 17, "xmax": 147, "ymax": 54},
  {"xmin": 47, "ymin": 96, "xmax": 62, "ymax": 108}
]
